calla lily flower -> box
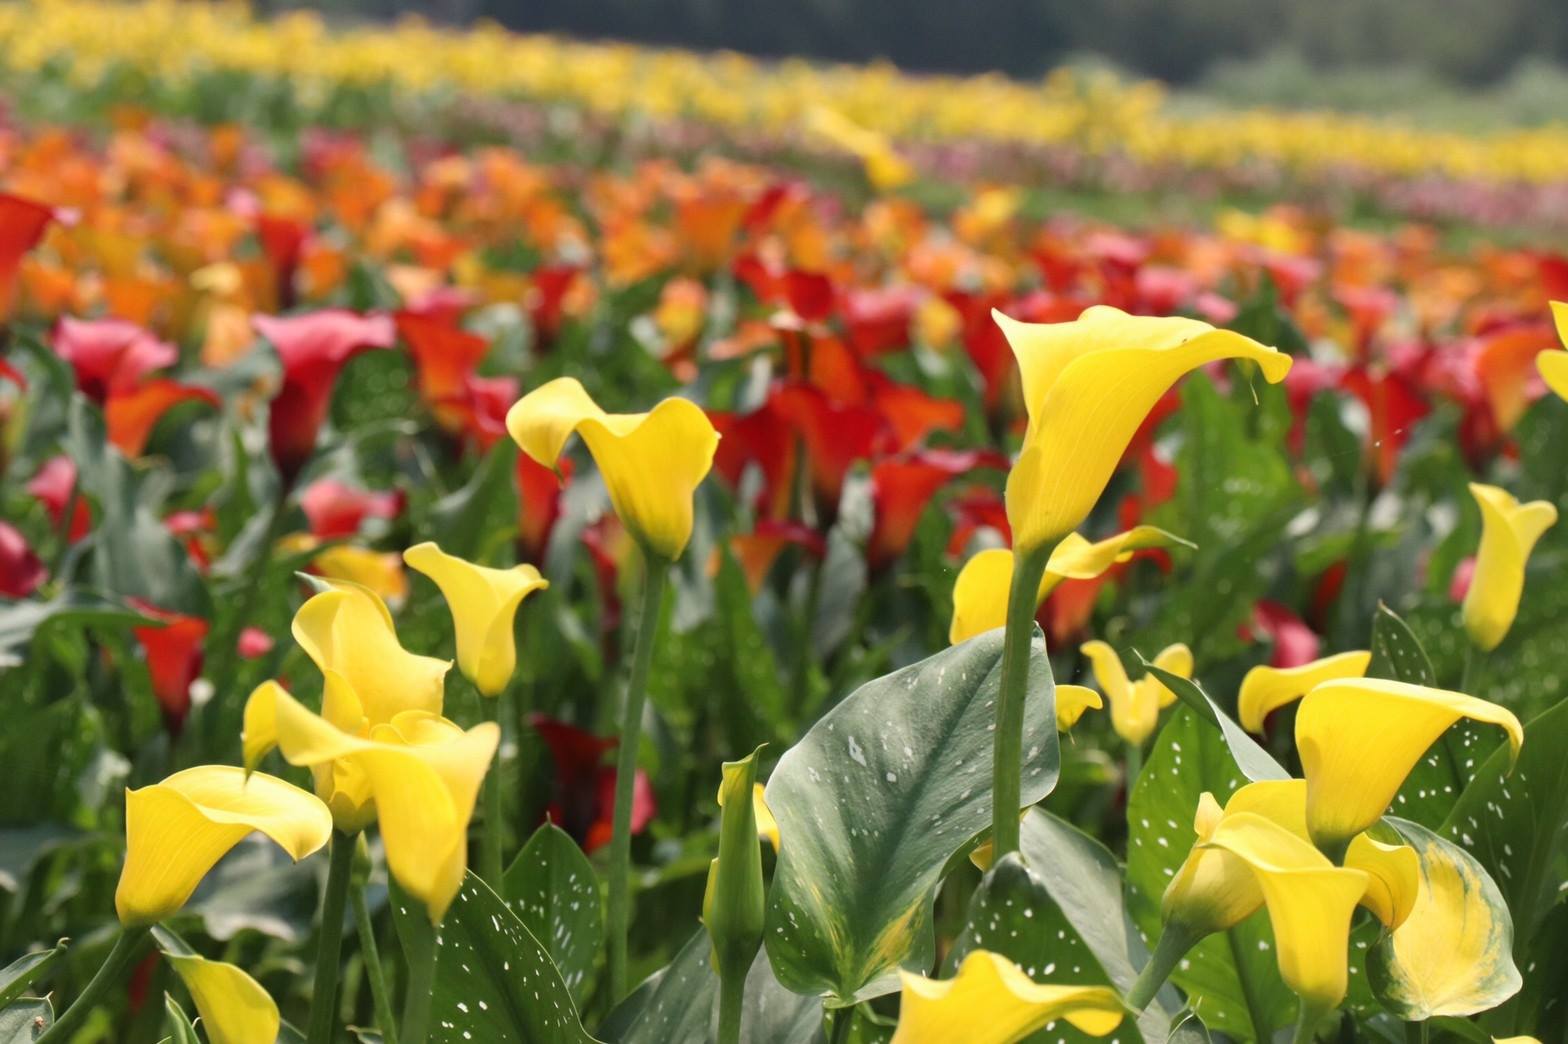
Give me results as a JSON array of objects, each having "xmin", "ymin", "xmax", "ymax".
[
  {"xmin": 116, "ymin": 766, "xmax": 332, "ymax": 925},
  {"xmin": 1055, "ymin": 684, "xmax": 1103, "ymax": 732},
  {"xmin": 506, "ymin": 377, "xmax": 719, "ymax": 561},
  {"xmin": 268, "ymin": 684, "xmax": 498, "ymax": 921},
  {"xmin": 0, "ymin": 522, "xmax": 46, "ymax": 598},
  {"xmin": 166, "ymin": 950, "xmax": 280, "ymax": 1044},
  {"xmin": 51, "ymin": 317, "xmax": 177, "ymax": 403},
  {"xmin": 290, "ymin": 579, "xmax": 448, "ymax": 725},
  {"xmin": 890, "ymin": 950, "xmax": 1124, "ymax": 1044},
  {"xmin": 404, "ymin": 542, "xmax": 549, "ymax": 696},
  {"xmin": 0, "ymin": 193, "xmax": 55, "ymax": 318},
  {"xmin": 994, "ymin": 306, "xmax": 1289, "ymax": 554},
  {"xmin": 1200, "ymin": 812, "xmax": 1369, "ymax": 1014},
  {"xmin": 1296, "ymin": 678, "xmax": 1522, "ymax": 854},
  {"xmin": 298, "ymin": 478, "xmax": 401, "ymax": 539},
  {"xmin": 1079, "ymin": 640, "xmax": 1192, "ymax": 747},
  {"xmin": 949, "ymin": 525, "xmax": 1189, "ymax": 643},
  {"xmin": 129, "ymin": 600, "xmax": 210, "ymax": 736},
  {"xmin": 806, "ymin": 107, "xmax": 914, "ymax": 192},
  {"xmin": 244, "ymin": 676, "xmax": 376, "ymax": 833},
  {"xmin": 1460, "ymin": 483, "xmax": 1556, "ymax": 652},
  {"xmin": 868, "ymin": 450, "xmax": 1003, "ymax": 572},
  {"xmin": 1534, "ymin": 300, "xmax": 1567, "ymax": 401},
  {"xmin": 1237, "ymin": 650, "xmax": 1371, "ymax": 733},
  {"xmin": 299, "ymin": 543, "xmax": 409, "ymax": 604}
]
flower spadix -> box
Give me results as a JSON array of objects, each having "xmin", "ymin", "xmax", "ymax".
[
  {"xmin": 890, "ymin": 950, "xmax": 1124, "ymax": 1044},
  {"xmin": 1296, "ymin": 678, "xmax": 1522, "ymax": 854},
  {"xmin": 1237, "ymin": 650, "xmax": 1371, "ymax": 733},
  {"xmin": 994, "ymin": 306, "xmax": 1289, "ymax": 554},
  {"xmin": 506, "ymin": 377, "xmax": 719, "ymax": 561},
  {"xmin": 116, "ymin": 766, "xmax": 331, "ymax": 925},
  {"xmin": 404, "ymin": 541, "xmax": 548, "ymax": 696},
  {"xmin": 948, "ymin": 525, "xmax": 1190, "ymax": 644},
  {"xmin": 1460, "ymin": 483, "xmax": 1556, "ymax": 652},
  {"xmin": 1079, "ymin": 640, "xmax": 1191, "ymax": 747}
]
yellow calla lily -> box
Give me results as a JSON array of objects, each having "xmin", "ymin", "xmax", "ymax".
[
  {"xmin": 1237, "ymin": 650, "xmax": 1372, "ymax": 733},
  {"xmin": 1494, "ymin": 1037, "xmax": 1543, "ymax": 1044},
  {"xmin": 994, "ymin": 306, "xmax": 1290, "ymax": 554},
  {"xmin": 1460, "ymin": 483, "xmax": 1557, "ymax": 652},
  {"xmin": 309, "ymin": 544, "xmax": 409, "ymax": 604},
  {"xmin": 891, "ymin": 950, "xmax": 1124, "ymax": 1044},
  {"xmin": 948, "ymin": 526, "xmax": 1189, "ymax": 644},
  {"xmin": 1536, "ymin": 300, "xmax": 1568, "ymax": 401},
  {"xmin": 116, "ymin": 766, "xmax": 332, "ymax": 925},
  {"xmin": 269, "ymin": 685, "xmax": 498, "ymax": 921},
  {"xmin": 806, "ymin": 106, "xmax": 914, "ymax": 191},
  {"xmin": 166, "ymin": 951, "xmax": 279, "ymax": 1044},
  {"xmin": 291, "ymin": 579, "xmax": 450, "ymax": 726},
  {"xmin": 1296, "ymin": 678, "xmax": 1523, "ymax": 854},
  {"xmin": 1200, "ymin": 812, "xmax": 1369, "ymax": 1013},
  {"xmin": 243, "ymin": 675, "xmax": 377, "ymax": 833},
  {"xmin": 404, "ymin": 542, "xmax": 549, "ymax": 697},
  {"xmin": 717, "ymin": 779, "xmax": 779, "ymax": 853},
  {"xmin": 506, "ymin": 377, "xmax": 719, "ymax": 561},
  {"xmin": 1055, "ymin": 684, "xmax": 1103, "ymax": 732},
  {"xmin": 1079, "ymin": 640, "xmax": 1191, "ymax": 747}
]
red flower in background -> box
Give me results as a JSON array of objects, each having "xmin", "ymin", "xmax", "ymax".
[
  {"xmin": 1242, "ymin": 600, "xmax": 1321, "ymax": 668},
  {"xmin": 529, "ymin": 715, "xmax": 655, "ymax": 853},
  {"xmin": 105, "ymin": 379, "xmax": 220, "ymax": 457},
  {"xmin": 394, "ymin": 310, "xmax": 490, "ymax": 432},
  {"xmin": 26, "ymin": 456, "xmax": 91, "ymax": 543},
  {"xmin": 165, "ymin": 508, "xmax": 218, "ymax": 572},
  {"xmin": 517, "ymin": 451, "xmax": 569, "ymax": 565},
  {"xmin": 1338, "ymin": 366, "xmax": 1430, "ymax": 487},
  {"xmin": 867, "ymin": 449, "xmax": 1005, "ymax": 571},
  {"xmin": 51, "ymin": 318, "xmax": 176, "ymax": 402},
  {"xmin": 527, "ymin": 265, "xmax": 580, "ymax": 346},
  {"xmin": 723, "ymin": 520, "xmax": 825, "ymax": 592},
  {"xmin": 255, "ymin": 213, "xmax": 310, "ymax": 310},
  {"xmin": 0, "ymin": 522, "xmax": 46, "ymax": 597},
  {"xmin": 129, "ymin": 600, "xmax": 209, "ymax": 735},
  {"xmin": 0, "ymin": 194, "xmax": 55, "ymax": 319},
  {"xmin": 237, "ymin": 627, "xmax": 276, "ymax": 660},
  {"xmin": 299, "ymin": 477, "xmax": 402, "ymax": 539},
  {"xmin": 254, "ymin": 310, "xmax": 395, "ymax": 481}
]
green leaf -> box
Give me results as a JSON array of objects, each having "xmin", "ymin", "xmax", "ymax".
[
  {"xmin": 599, "ymin": 929, "xmax": 819, "ymax": 1044},
  {"xmin": 1367, "ymin": 602, "xmax": 1435, "ymax": 684},
  {"xmin": 0, "ymin": 998, "xmax": 52, "ymax": 1043},
  {"xmin": 1140, "ymin": 662, "xmax": 1288, "ymax": 783},
  {"xmin": 163, "ymin": 993, "xmax": 200, "ymax": 1044},
  {"xmin": 502, "ymin": 822, "xmax": 603, "ymax": 1004},
  {"xmin": 0, "ymin": 942, "xmax": 66, "ymax": 1011},
  {"xmin": 427, "ymin": 440, "xmax": 520, "ymax": 562},
  {"xmin": 0, "ymin": 593, "xmax": 152, "ymax": 667},
  {"xmin": 1126, "ymin": 707, "xmax": 1295, "ymax": 1041},
  {"xmin": 763, "ymin": 627, "xmax": 1059, "ymax": 1003},
  {"xmin": 1365, "ymin": 817, "xmax": 1520, "ymax": 1020}
]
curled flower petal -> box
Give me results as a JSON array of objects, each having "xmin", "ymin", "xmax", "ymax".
[
  {"xmin": 165, "ymin": 950, "xmax": 280, "ymax": 1044},
  {"xmin": 1237, "ymin": 650, "xmax": 1372, "ymax": 733},
  {"xmin": 1055, "ymin": 684, "xmax": 1102, "ymax": 732},
  {"xmin": 405, "ymin": 542, "xmax": 548, "ymax": 697},
  {"xmin": 891, "ymin": 950, "xmax": 1123, "ymax": 1044}
]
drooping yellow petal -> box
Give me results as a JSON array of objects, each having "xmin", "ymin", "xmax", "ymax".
[
  {"xmin": 404, "ymin": 542, "xmax": 548, "ymax": 696},
  {"xmin": 1296, "ymin": 678, "xmax": 1523, "ymax": 852},
  {"xmin": 116, "ymin": 766, "xmax": 332, "ymax": 925},
  {"xmin": 166, "ymin": 952, "xmax": 280, "ymax": 1044},
  {"xmin": 1200, "ymin": 812, "xmax": 1369, "ymax": 1011},
  {"xmin": 996, "ymin": 306, "xmax": 1290, "ymax": 553},
  {"xmin": 505, "ymin": 377, "xmax": 719, "ymax": 561},
  {"xmin": 1238, "ymin": 651, "xmax": 1372, "ymax": 733},
  {"xmin": 1461, "ymin": 483, "xmax": 1557, "ymax": 652},
  {"xmin": 717, "ymin": 779, "xmax": 780, "ymax": 853},
  {"xmin": 291, "ymin": 580, "xmax": 449, "ymax": 726},
  {"xmin": 1080, "ymin": 640, "xmax": 1163, "ymax": 746},
  {"xmin": 891, "ymin": 950, "xmax": 1124, "ymax": 1044},
  {"xmin": 240, "ymin": 680, "xmax": 284, "ymax": 772},
  {"xmin": 1055, "ymin": 685, "xmax": 1102, "ymax": 732},
  {"xmin": 1147, "ymin": 643, "xmax": 1193, "ymax": 709}
]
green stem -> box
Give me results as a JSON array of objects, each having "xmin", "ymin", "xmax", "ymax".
[
  {"xmin": 826, "ymin": 1005, "xmax": 853, "ymax": 1044},
  {"xmin": 399, "ymin": 914, "xmax": 438, "ymax": 1044},
  {"xmin": 306, "ymin": 832, "xmax": 356, "ymax": 1044},
  {"xmin": 1290, "ymin": 1001, "xmax": 1329, "ymax": 1044},
  {"xmin": 991, "ymin": 545, "xmax": 1051, "ymax": 859},
  {"xmin": 717, "ymin": 970, "xmax": 745, "ymax": 1044},
  {"xmin": 352, "ymin": 885, "xmax": 399, "ymax": 1044},
  {"xmin": 1124, "ymin": 741, "xmax": 1144, "ymax": 789},
  {"xmin": 1125, "ymin": 922, "xmax": 1198, "ymax": 1011},
  {"xmin": 481, "ymin": 694, "xmax": 505, "ymax": 888},
  {"xmin": 37, "ymin": 925, "xmax": 151, "ymax": 1043},
  {"xmin": 606, "ymin": 555, "xmax": 670, "ymax": 1001}
]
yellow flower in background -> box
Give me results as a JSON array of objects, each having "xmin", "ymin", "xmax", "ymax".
[
  {"xmin": 1535, "ymin": 301, "xmax": 1568, "ymax": 401},
  {"xmin": 948, "ymin": 526, "xmax": 1190, "ymax": 644},
  {"xmin": 1296, "ymin": 678, "xmax": 1522, "ymax": 854},
  {"xmin": 166, "ymin": 949, "xmax": 280, "ymax": 1044},
  {"xmin": 890, "ymin": 950, "xmax": 1124, "ymax": 1044},
  {"xmin": 1079, "ymin": 640, "xmax": 1191, "ymax": 747},
  {"xmin": 994, "ymin": 306, "xmax": 1289, "ymax": 554},
  {"xmin": 1461, "ymin": 483, "xmax": 1557, "ymax": 652},
  {"xmin": 308, "ymin": 544, "xmax": 409, "ymax": 604},
  {"xmin": 404, "ymin": 542, "xmax": 549, "ymax": 696},
  {"xmin": 268, "ymin": 684, "xmax": 498, "ymax": 922},
  {"xmin": 1054, "ymin": 684, "xmax": 1103, "ymax": 732},
  {"xmin": 1237, "ymin": 650, "xmax": 1371, "ymax": 732},
  {"xmin": 507, "ymin": 377, "xmax": 719, "ymax": 561},
  {"xmin": 1200, "ymin": 812, "xmax": 1369, "ymax": 1014},
  {"xmin": 291, "ymin": 579, "xmax": 449, "ymax": 725},
  {"xmin": 806, "ymin": 106, "xmax": 914, "ymax": 191},
  {"xmin": 116, "ymin": 766, "xmax": 331, "ymax": 925}
]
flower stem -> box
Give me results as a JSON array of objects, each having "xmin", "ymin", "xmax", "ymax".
[
  {"xmin": 717, "ymin": 969, "xmax": 745, "ymax": 1044},
  {"xmin": 399, "ymin": 912, "xmax": 438, "ymax": 1044},
  {"xmin": 352, "ymin": 884, "xmax": 399, "ymax": 1044},
  {"xmin": 481, "ymin": 693, "xmax": 505, "ymax": 889},
  {"xmin": 990, "ymin": 545, "xmax": 1051, "ymax": 859},
  {"xmin": 36, "ymin": 925, "xmax": 151, "ymax": 1043},
  {"xmin": 1125, "ymin": 922, "xmax": 1198, "ymax": 1010},
  {"xmin": 1290, "ymin": 1002, "xmax": 1328, "ymax": 1044},
  {"xmin": 1124, "ymin": 741, "xmax": 1144, "ymax": 789},
  {"xmin": 606, "ymin": 555, "xmax": 670, "ymax": 1001},
  {"xmin": 306, "ymin": 832, "xmax": 356, "ymax": 1044}
]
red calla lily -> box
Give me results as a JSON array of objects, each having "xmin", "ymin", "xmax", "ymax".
[
  {"xmin": 529, "ymin": 715, "xmax": 655, "ymax": 854},
  {"xmin": 0, "ymin": 194, "xmax": 55, "ymax": 319},
  {"xmin": 0, "ymin": 522, "xmax": 46, "ymax": 597},
  {"xmin": 128, "ymin": 600, "xmax": 209, "ymax": 735},
  {"xmin": 51, "ymin": 318, "xmax": 176, "ymax": 403},
  {"xmin": 299, "ymin": 478, "xmax": 402, "ymax": 539},
  {"xmin": 26, "ymin": 456, "xmax": 92, "ymax": 542}
]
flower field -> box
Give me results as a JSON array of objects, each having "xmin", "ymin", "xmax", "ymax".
[{"xmin": 2, "ymin": 5, "xmax": 1568, "ymax": 1043}]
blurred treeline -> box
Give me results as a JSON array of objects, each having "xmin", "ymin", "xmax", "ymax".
[{"xmin": 305, "ymin": 0, "xmax": 1568, "ymax": 86}]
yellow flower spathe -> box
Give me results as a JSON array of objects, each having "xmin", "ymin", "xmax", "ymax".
[
  {"xmin": 1079, "ymin": 640, "xmax": 1191, "ymax": 747},
  {"xmin": 116, "ymin": 766, "xmax": 331, "ymax": 926},
  {"xmin": 243, "ymin": 675, "xmax": 377, "ymax": 834},
  {"xmin": 890, "ymin": 950, "xmax": 1124, "ymax": 1044},
  {"xmin": 404, "ymin": 542, "xmax": 549, "ymax": 696},
  {"xmin": 948, "ymin": 525, "xmax": 1189, "ymax": 644},
  {"xmin": 1237, "ymin": 650, "xmax": 1372, "ymax": 733},
  {"xmin": 1296, "ymin": 678, "xmax": 1522, "ymax": 853},
  {"xmin": 506, "ymin": 377, "xmax": 719, "ymax": 561},
  {"xmin": 166, "ymin": 951, "xmax": 280, "ymax": 1044},
  {"xmin": 1054, "ymin": 684, "xmax": 1103, "ymax": 732},
  {"xmin": 995, "ymin": 306, "xmax": 1289, "ymax": 553},
  {"xmin": 1461, "ymin": 483, "xmax": 1557, "ymax": 652},
  {"xmin": 1535, "ymin": 300, "xmax": 1568, "ymax": 402}
]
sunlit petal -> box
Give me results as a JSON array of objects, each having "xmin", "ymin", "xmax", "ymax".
[
  {"xmin": 1238, "ymin": 651, "xmax": 1372, "ymax": 733},
  {"xmin": 405, "ymin": 541, "xmax": 548, "ymax": 696},
  {"xmin": 891, "ymin": 950, "xmax": 1124, "ymax": 1044},
  {"xmin": 166, "ymin": 951, "xmax": 280, "ymax": 1044},
  {"xmin": 1460, "ymin": 483, "xmax": 1556, "ymax": 652}
]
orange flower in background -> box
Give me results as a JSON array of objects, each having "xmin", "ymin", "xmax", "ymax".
[
  {"xmin": 129, "ymin": 600, "xmax": 209, "ymax": 735},
  {"xmin": 868, "ymin": 450, "xmax": 1006, "ymax": 571},
  {"xmin": 0, "ymin": 193, "xmax": 56, "ymax": 319}
]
